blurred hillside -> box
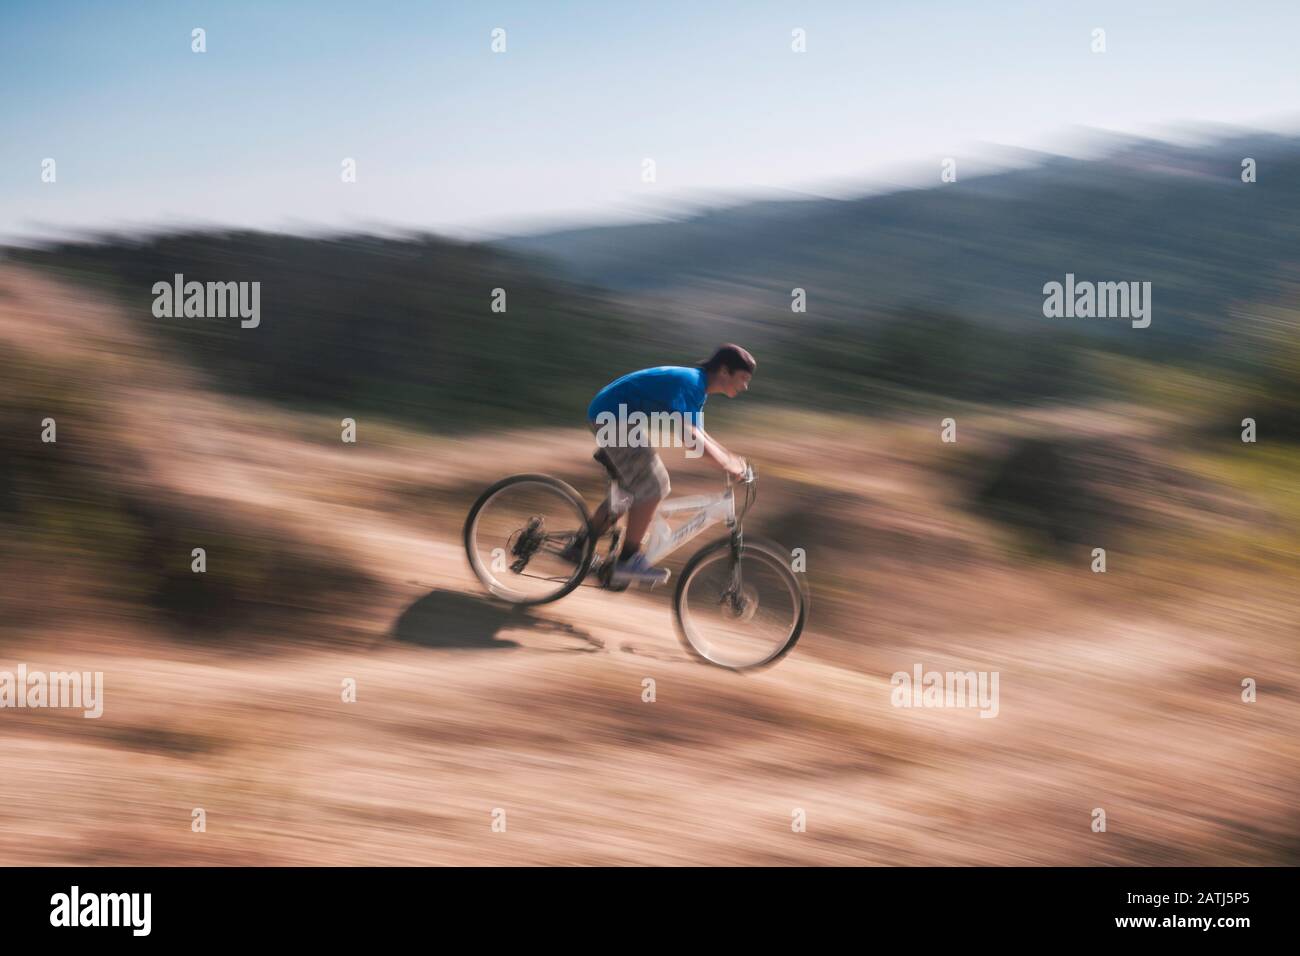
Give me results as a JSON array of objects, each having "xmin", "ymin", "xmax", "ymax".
[
  {"xmin": 6, "ymin": 134, "xmax": 1299, "ymax": 427},
  {"xmin": 1, "ymin": 264, "xmax": 1296, "ymax": 865},
  {"xmin": 1, "ymin": 135, "xmax": 1297, "ymax": 863},
  {"xmin": 6, "ymin": 233, "xmax": 672, "ymax": 432},
  {"xmin": 502, "ymin": 134, "xmax": 1300, "ymax": 353}
]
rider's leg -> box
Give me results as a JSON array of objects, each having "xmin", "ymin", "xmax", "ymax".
[
  {"xmin": 601, "ymin": 445, "xmax": 670, "ymax": 583},
  {"xmin": 620, "ymin": 495, "xmax": 661, "ymax": 559},
  {"xmin": 588, "ymin": 497, "xmax": 612, "ymax": 537},
  {"xmin": 559, "ymin": 494, "xmax": 611, "ymax": 566},
  {"xmin": 617, "ymin": 449, "xmax": 669, "ymax": 562}
]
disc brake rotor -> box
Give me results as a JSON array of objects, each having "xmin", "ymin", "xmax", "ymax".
[{"xmin": 720, "ymin": 583, "xmax": 759, "ymax": 622}]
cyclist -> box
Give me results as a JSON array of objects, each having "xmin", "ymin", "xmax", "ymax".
[{"xmin": 568, "ymin": 344, "xmax": 755, "ymax": 585}]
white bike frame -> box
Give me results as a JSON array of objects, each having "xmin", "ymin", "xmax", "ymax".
[{"xmin": 607, "ymin": 476, "xmax": 740, "ymax": 566}]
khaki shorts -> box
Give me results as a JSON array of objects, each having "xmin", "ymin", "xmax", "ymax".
[{"xmin": 590, "ymin": 424, "xmax": 671, "ymax": 503}]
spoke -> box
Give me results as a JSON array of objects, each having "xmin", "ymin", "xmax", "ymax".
[
  {"xmin": 467, "ymin": 479, "xmax": 590, "ymax": 604},
  {"xmin": 679, "ymin": 547, "xmax": 799, "ymax": 669}
]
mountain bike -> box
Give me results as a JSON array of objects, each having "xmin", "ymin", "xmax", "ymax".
[{"xmin": 463, "ymin": 453, "xmax": 808, "ymax": 670}]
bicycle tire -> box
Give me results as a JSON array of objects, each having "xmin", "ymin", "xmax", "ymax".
[
  {"xmin": 463, "ymin": 473, "xmax": 595, "ymax": 606},
  {"xmin": 673, "ymin": 536, "xmax": 809, "ymax": 670}
]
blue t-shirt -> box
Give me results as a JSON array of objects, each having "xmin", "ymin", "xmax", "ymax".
[{"xmin": 588, "ymin": 366, "xmax": 707, "ymax": 427}]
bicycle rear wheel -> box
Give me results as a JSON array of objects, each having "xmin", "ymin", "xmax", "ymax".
[
  {"xmin": 463, "ymin": 474, "xmax": 594, "ymax": 606},
  {"xmin": 674, "ymin": 537, "xmax": 808, "ymax": 670}
]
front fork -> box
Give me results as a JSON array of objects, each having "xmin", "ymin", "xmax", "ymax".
[{"xmin": 723, "ymin": 528, "xmax": 747, "ymax": 612}]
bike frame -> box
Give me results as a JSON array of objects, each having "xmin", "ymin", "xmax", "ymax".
[{"xmin": 607, "ymin": 477, "xmax": 738, "ymax": 566}]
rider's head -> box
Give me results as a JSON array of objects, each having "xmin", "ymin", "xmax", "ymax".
[{"xmin": 700, "ymin": 344, "xmax": 756, "ymax": 398}]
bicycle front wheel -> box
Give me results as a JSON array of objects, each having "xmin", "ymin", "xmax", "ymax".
[
  {"xmin": 463, "ymin": 474, "xmax": 594, "ymax": 606},
  {"xmin": 674, "ymin": 537, "xmax": 808, "ymax": 670}
]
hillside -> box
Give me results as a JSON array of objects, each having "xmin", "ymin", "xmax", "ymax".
[
  {"xmin": 1, "ymin": 265, "xmax": 1297, "ymax": 864},
  {"xmin": 502, "ymin": 134, "xmax": 1300, "ymax": 360}
]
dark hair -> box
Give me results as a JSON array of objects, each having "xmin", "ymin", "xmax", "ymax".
[{"xmin": 699, "ymin": 343, "xmax": 756, "ymax": 376}]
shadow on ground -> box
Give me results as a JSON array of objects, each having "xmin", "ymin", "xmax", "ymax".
[{"xmin": 391, "ymin": 589, "xmax": 601, "ymax": 652}]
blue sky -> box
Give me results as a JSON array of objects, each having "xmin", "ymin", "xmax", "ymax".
[{"xmin": 2, "ymin": 0, "xmax": 1297, "ymax": 240}]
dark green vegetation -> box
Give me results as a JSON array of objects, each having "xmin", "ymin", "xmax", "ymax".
[
  {"xmin": 6, "ymin": 134, "xmax": 1298, "ymax": 556},
  {"xmin": 12, "ymin": 135, "xmax": 1300, "ymax": 424},
  {"xmin": 11, "ymin": 232, "xmax": 665, "ymax": 431}
]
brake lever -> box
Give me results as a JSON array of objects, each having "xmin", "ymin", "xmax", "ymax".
[{"xmin": 726, "ymin": 462, "xmax": 755, "ymax": 487}]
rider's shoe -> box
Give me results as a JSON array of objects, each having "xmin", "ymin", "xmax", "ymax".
[{"xmin": 610, "ymin": 552, "xmax": 670, "ymax": 587}]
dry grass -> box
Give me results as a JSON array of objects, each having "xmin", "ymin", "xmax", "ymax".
[{"xmin": 1, "ymin": 266, "xmax": 1297, "ymax": 865}]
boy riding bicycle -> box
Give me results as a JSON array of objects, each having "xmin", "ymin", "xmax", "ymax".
[{"xmin": 570, "ymin": 344, "xmax": 755, "ymax": 585}]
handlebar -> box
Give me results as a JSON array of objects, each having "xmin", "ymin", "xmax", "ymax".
[
  {"xmin": 727, "ymin": 461, "xmax": 756, "ymax": 486},
  {"xmin": 727, "ymin": 460, "xmax": 757, "ymax": 523}
]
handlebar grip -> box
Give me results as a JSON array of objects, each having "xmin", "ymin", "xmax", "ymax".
[{"xmin": 726, "ymin": 461, "xmax": 755, "ymax": 485}]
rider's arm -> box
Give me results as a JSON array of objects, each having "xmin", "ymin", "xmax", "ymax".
[{"xmin": 687, "ymin": 422, "xmax": 746, "ymax": 477}]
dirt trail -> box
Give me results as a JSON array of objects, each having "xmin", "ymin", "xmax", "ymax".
[{"xmin": 1, "ymin": 266, "xmax": 1297, "ymax": 865}]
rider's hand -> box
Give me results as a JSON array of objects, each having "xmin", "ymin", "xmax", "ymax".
[{"xmin": 726, "ymin": 455, "xmax": 748, "ymax": 479}]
